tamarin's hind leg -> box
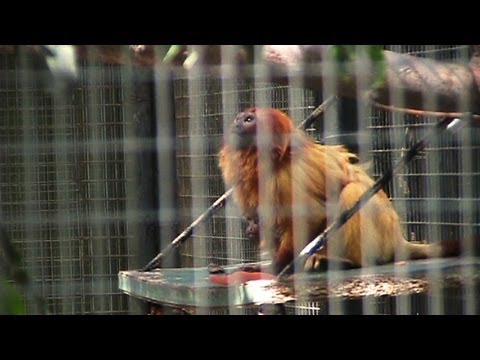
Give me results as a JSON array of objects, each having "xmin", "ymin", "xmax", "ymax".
[
  {"xmin": 304, "ymin": 247, "xmax": 358, "ymax": 272},
  {"xmin": 304, "ymin": 181, "xmax": 390, "ymax": 272},
  {"xmin": 274, "ymin": 230, "xmax": 357, "ymax": 274}
]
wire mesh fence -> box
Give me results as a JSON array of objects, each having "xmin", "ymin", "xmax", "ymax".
[
  {"xmin": 1, "ymin": 45, "xmax": 478, "ymax": 315},
  {"xmin": 0, "ymin": 50, "xmax": 136, "ymax": 314}
]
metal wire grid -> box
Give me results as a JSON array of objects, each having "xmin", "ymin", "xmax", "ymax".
[
  {"xmin": 2, "ymin": 45, "xmax": 476, "ymax": 315},
  {"xmin": 284, "ymin": 292, "xmax": 473, "ymax": 315},
  {"xmin": 0, "ymin": 52, "xmax": 134, "ymax": 314},
  {"xmin": 397, "ymin": 45, "xmax": 472, "ymax": 61},
  {"xmin": 372, "ymin": 45, "xmax": 479, "ymax": 246},
  {"xmin": 368, "ymin": 45, "xmax": 479, "ymax": 315}
]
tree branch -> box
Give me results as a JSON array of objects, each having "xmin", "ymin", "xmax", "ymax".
[
  {"xmin": 2, "ymin": 45, "xmax": 480, "ymax": 114},
  {"xmin": 263, "ymin": 45, "xmax": 480, "ymax": 114},
  {"xmin": 0, "ymin": 45, "xmax": 187, "ymax": 67}
]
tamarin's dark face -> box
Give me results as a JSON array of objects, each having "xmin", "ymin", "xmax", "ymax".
[
  {"xmin": 233, "ymin": 110, "xmax": 257, "ymax": 134},
  {"xmin": 225, "ymin": 107, "xmax": 295, "ymax": 157},
  {"xmin": 228, "ymin": 109, "xmax": 258, "ymax": 149}
]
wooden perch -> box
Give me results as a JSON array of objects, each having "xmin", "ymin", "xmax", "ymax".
[{"xmin": 74, "ymin": 45, "xmax": 480, "ymax": 114}]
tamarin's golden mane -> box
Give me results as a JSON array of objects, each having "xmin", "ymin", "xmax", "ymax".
[{"xmin": 219, "ymin": 107, "xmax": 458, "ymax": 274}]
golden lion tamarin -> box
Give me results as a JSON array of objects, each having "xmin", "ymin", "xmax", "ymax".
[{"xmin": 219, "ymin": 108, "xmax": 459, "ymax": 274}]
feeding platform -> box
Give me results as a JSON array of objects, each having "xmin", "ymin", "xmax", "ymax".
[{"xmin": 118, "ymin": 257, "xmax": 480, "ymax": 314}]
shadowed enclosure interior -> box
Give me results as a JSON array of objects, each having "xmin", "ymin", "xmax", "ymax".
[
  {"xmin": 0, "ymin": 51, "xmax": 134, "ymax": 314},
  {"xmin": 0, "ymin": 45, "xmax": 478, "ymax": 314},
  {"xmin": 372, "ymin": 45, "xmax": 479, "ymax": 246}
]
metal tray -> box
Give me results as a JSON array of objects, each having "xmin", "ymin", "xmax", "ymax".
[{"xmin": 118, "ymin": 257, "xmax": 480, "ymax": 313}]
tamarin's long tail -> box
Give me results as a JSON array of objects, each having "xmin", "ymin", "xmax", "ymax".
[{"xmin": 398, "ymin": 239, "xmax": 461, "ymax": 261}]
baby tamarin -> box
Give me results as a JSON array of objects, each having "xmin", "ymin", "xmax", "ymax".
[{"xmin": 219, "ymin": 107, "xmax": 458, "ymax": 274}]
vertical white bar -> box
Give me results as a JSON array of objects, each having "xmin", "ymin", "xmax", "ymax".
[
  {"xmin": 388, "ymin": 44, "xmax": 411, "ymax": 316},
  {"xmin": 52, "ymin": 64, "xmax": 74, "ymax": 314},
  {"xmin": 153, "ymin": 47, "xmax": 177, "ymax": 270},
  {"xmin": 19, "ymin": 49, "xmax": 42, "ymax": 313},
  {"xmin": 252, "ymin": 45, "xmax": 275, "ymax": 276},
  {"xmin": 85, "ymin": 52, "xmax": 108, "ymax": 314},
  {"xmin": 219, "ymin": 44, "xmax": 244, "ymax": 315},
  {"xmin": 423, "ymin": 45, "xmax": 443, "ymax": 315},
  {"xmin": 288, "ymin": 56, "xmax": 307, "ymax": 316},
  {"xmin": 120, "ymin": 48, "xmax": 142, "ymax": 314},
  {"xmin": 185, "ymin": 46, "xmax": 209, "ymax": 314},
  {"xmin": 320, "ymin": 45, "xmax": 344, "ymax": 315},
  {"xmin": 457, "ymin": 45, "xmax": 475, "ymax": 315},
  {"xmin": 354, "ymin": 45, "xmax": 377, "ymax": 315}
]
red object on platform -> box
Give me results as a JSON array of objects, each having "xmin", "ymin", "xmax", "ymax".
[{"xmin": 209, "ymin": 271, "xmax": 276, "ymax": 285}]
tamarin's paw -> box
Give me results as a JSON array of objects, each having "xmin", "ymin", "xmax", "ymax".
[
  {"xmin": 209, "ymin": 271, "xmax": 276, "ymax": 286},
  {"xmin": 304, "ymin": 253, "xmax": 329, "ymax": 272},
  {"xmin": 207, "ymin": 263, "xmax": 226, "ymax": 274},
  {"xmin": 304, "ymin": 254, "xmax": 357, "ymax": 272},
  {"xmin": 245, "ymin": 218, "xmax": 260, "ymax": 241},
  {"xmin": 238, "ymin": 262, "xmax": 264, "ymax": 273}
]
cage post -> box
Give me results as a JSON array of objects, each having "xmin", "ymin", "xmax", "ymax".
[
  {"xmin": 123, "ymin": 64, "xmax": 161, "ymax": 313},
  {"xmin": 153, "ymin": 61, "xmax": 180, "ymax": 270},
  {"xmin": 132, "ymin": 67, "xmax": 159, "ymax": 267}
]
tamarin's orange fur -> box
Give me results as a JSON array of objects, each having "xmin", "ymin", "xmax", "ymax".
[{"xmin": 219, "ymin": 108, "xmax": 459, "ymax": 274}]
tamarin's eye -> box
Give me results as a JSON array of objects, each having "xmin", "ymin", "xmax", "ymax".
[{"xmin": 244, "ymin": 115, "xmax": 254, "ymax": 123}]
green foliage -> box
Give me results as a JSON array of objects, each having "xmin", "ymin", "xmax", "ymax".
[
  {"xmin": 366, "ymin": 45, "xmax": 387, "ymax": 88},
  {"xmin": 163, "ymin": 45, "xmax": 184, "ymax": 64},
  {"xmin": 328, "ymin": 45, "xmax": 357, "ymax": 62},
  {"xmin": 0, "ymin": 279, "xmax": 26, "ymax": 315},
  {"xmin": 0, "ymin": 226, "xmax": 38, "ymax": 314},
  {"xmin": 327, "ymin": 45, "xmax": 386, "ymax": 88}
]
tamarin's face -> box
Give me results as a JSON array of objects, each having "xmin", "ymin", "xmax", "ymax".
[
  {"xmin": 234, "ymin": 110, "xmax": 257, "ymax": 134},
  {"xmin": 227, "ymin": 109, "xmax": 258, "ymax": 149},
  {"xmin": 227, "ymin": 107, "xmax": 294, "ymax": 149}
]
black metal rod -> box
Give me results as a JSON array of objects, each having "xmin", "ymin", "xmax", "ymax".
[
  {"xmin": 141, "ymin": 96, "xmax": 338, "ymax": 272},
  {"xmin": 277, "ymin": 116, "xmax": 457, "ymax": 280},
  {"xmin": 299, "ymin": 95, "xmax": 338, "ymax": 130},
  {"xmin": 142, "ymin": 188, "xmax": 233, "ymax": 271}
]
